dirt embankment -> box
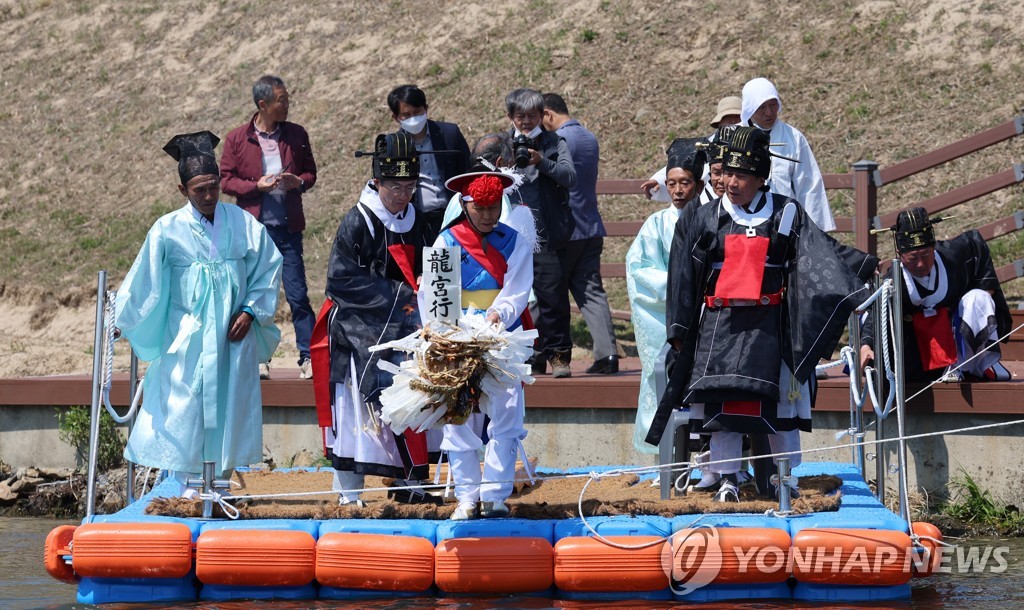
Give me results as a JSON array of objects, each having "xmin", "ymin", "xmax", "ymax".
[{"xmin": 3, "ymin": 1, "xmax": 1024, "ymax": 379}]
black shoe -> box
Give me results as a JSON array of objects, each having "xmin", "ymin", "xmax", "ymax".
[
  {"xmin": 528, "ymin": 355, "xmax": 547, "ymax": 376},
  {"xmin": 387, "ymin": 483, "xmax": 443, "ymax": 505},
  {"xmin": 586, "ymin": 355, "xmax": 619, "ymax": 375}
]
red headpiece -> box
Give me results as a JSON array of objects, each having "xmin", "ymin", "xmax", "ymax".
[
  {"xmin": 445, "ymin": 170, "xmax": 515, "ymax": 208},
  {"xmin": 464, "ymin": 175, "xmax": 504, "ymax": 207}
]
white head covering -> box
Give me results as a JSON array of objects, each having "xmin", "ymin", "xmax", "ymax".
[{"xmin": 740, "ymin": 78, "xmax": 782, "ymax": 126}]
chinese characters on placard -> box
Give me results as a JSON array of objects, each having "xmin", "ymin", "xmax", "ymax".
[{"xmin": 423, "ymin": 246, "xmax": 461, "ymax": 323}]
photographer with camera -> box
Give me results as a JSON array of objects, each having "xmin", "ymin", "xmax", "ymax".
[
  {"xmin": 541, "ymin": 92, "xmax": 619, "ymax": 375},
  {"xmin": 504, "ymin": 88, "xmax": 577, "ymax": 378}
]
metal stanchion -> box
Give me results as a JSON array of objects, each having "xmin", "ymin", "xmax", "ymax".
[
  {"xmin": 125, "ymin": 352, "xmax": 139, "ymax": 505},
  {"xmin": 772, "ymin": 457, "xmax": 794, "ymax": 515},
  {"xmin": 890, "ymin": 258, "xmax": 912, "ymax": 524},
  {"xmin": 848, "ymin": 312, "xmax": 866, "ymax": 474},
  {"xmin": 85, "ymin": 271, "xmax": 107, "ymax": 518},
  {"xmin": 187, "ymin": 461, "xmax": 231, "ymax": 519},
  {"xmin": 873, "ymin": 276, "xmax": 887, "ymax": 502}
]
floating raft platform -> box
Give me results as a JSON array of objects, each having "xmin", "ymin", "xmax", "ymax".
[{"xmin": 44, "ymin": 461, "xmax": 943, "ymax": 604}]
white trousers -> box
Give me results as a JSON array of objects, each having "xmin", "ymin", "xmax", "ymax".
[
  {"xmin": 441, "ymin": 385, "xmax": 527, "ymax": 504},
  {"xmin": 332, "ymin": 469, "xmax": 365, "ymax": 503},
  {"xmin": 958, "ymin": 288, "xmax": 1003, "ymax": 376},
  {"xmin": 707, "ymin": 429, "xmax": 802, "ymax": 474}
]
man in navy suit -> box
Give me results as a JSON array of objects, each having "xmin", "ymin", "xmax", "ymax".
[{"xmin": 388, "ymin": 84, "xmax": 471, "ymax": 239}]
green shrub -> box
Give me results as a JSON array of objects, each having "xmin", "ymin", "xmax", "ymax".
[
  {"xmin": 944, "ymin": 468, "xmax": 1024, "ymax": 528},
  {"xmin": 57, "ymin": 405, "xmax": 124, "ymax": 472}
]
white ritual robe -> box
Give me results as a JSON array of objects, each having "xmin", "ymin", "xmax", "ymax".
[
  {"xmin": 115, "ymin": 202, "xmax": 282, "ymax": 473},
  {"xmin": 625, "ymin": 205, "xmax": 681, "ymax": 454}
]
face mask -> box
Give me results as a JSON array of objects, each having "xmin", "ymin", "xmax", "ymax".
[
  {"xmin": 516, "ymin": 124, "xmax": 542, "ymax": 139},
  {"xmin": 400, "ymin": 113, "xmax": 428, "ymax": 134}
]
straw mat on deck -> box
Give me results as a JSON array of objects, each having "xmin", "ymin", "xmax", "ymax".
[{"xmin": 146, "ymin": 467, "xmax": 842, "ymax": 520}]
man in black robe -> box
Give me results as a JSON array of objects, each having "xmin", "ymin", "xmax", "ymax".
[
  {"xmin": 861, "ymin": 207, "xmax": 1011, "ymax": 383},
  {"xmin": 649, "ymin": 126, "xmax": 877, "ymax": 501},
  {"xmin": 315, "ymin": 132, "xmax": 433, "ymax": 506}
]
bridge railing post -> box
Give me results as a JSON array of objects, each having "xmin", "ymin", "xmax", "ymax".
[{"xmin": 852, "ymin": 160, "xmax": 880, "ymax": 257}]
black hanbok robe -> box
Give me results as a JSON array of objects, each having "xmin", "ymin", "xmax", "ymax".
[
  {"xmin": 321, "ymin": 195, "xmax": 430, "ymax": 478},
  {"xmin": 861, "ymin": 230, "xmax": 1011, "ymax": 383},
  {"xmin": 646, "ymin": 192, "xmax": 878, "ymax": 445}
]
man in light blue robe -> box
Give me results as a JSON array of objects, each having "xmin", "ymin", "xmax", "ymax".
[
  {"xmin": 626, "ymin": 138, "xmax": 707, "ymax": 454},
  {"xmin": 115, "ymin": 131, "xmax": 282, "ymax": 488}
]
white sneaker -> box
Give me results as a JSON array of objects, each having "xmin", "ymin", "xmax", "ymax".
[
  {"xmin": 299, "ymin": 358, "xmax": 313, "ymax": 380},
  {"xmin": 339, "ymin": 497, "xmax": 366, "ymax": 508},
  {"xmin": 694, "ymin": 472, "xmax": 721, "ymax": 490},
  {"xmin": 479, "ymin": 501, "xmax": 510, "ymax": 518},
  {"xmin": 713, "ymin": 480, "xmax": 739, "ymax": 503},
  {"xmin": 451, "ymin": 502, "xmax": 478, "ymax": 520},
  {"xmin": 259, "ymin": 363, "xmax": 271, "ymax": 380}
]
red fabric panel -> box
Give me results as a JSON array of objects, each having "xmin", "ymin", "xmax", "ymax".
[
  {"xmin": 399, "ymin": 431, "xmax": 429, "ymax": 479},
  {"xmin": 449, "ymin": 219, "xmax": 508, "ymax": 287},
  {"xmin": 714, "ymin": 234, "xmax": 769, "ymax": 300},
  {"xmin": 310, "ymin": 300, "xmax": 334, "ymax": 432},
  {"xmin": 722, "ymin": 401, "xmax": 762, "ymax": 417},
  {"xmin": 388, "ymin": 243, "xmax": 419, "ymax": 289},
  {"xmin": 911, "ymin": 307, "xmax": 958, "ymax": 371}
]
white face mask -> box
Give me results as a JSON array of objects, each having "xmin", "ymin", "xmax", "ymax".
[
  {"xmin": 516, "ymin": 124, "xmax": 542, "ymax": 140},
  {"xmin": 400, "ymin": 113, "xmax": 428, "ymax": 135}
]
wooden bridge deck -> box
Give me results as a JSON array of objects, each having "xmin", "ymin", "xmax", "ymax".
[{"xmin": 5, "ymin": 354, "xmax": 1024, "ymax": 415}]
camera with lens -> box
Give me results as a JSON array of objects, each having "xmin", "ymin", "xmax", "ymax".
[{"xmin": 512, "ymin": 135, "xmax": 537, "ymax": 168}]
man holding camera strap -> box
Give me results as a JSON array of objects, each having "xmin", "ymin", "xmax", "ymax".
[{"xmin": 504, "ymin": 88, "xmax": 577, "ymax": 378}]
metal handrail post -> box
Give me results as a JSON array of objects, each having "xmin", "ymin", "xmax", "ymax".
[
  {"xmin": 85, "ymin": 271, "xmax": 107, "ymax": 518},
  {"xmin": 873, "ymin": 275, "xmax": 886, "ymax": 502},
  {"xmin": 125, "ymin": 351, "xmax": 139, "ymax": 505},
  {"xmin": 848, "ymin": 312, "xmax": 866, "ymax": 473},
  {"xmin": 891, "ymin": 258, "xmax": 912, "ymax": 525}
]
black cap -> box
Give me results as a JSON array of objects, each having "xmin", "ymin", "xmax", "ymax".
[
  {"xmin": 368, "ymin": 132, "xmax": 420, "ymax": 180},
  {"xmin": 706, "ymin": 124, "xmax": 738, "ymax": 165},
  {"xmin": 893, "ymin": 207, "xmax": 937, "ymax": 252},
  {"xmin": 721, "ymin": 126, "xmax": 772, "ymax": 179},
  {"xmin": 666, "ymin": 137, "xmax": 707, "ymax": 179},
  {"xmin": 162, "ymin": 131, "xmax": 220, "ymax": 185}
]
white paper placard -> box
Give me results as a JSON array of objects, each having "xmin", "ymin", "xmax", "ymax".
[{"xmin": 422, "ymin": 246, "xmax": 461, "ymax": 323}]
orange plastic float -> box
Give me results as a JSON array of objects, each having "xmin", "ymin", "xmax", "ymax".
[
  {"xmin": 554, "ymin": 535, "xmax": 668, "ymax": 592},
  {"xmin": 434, "ymin": 537, "xmax": 553, "ymax": 593},
  {"xmin": 44, "ymin": 525, "xmax": 78, "ymax": 584},
  {"xmin": 71, "ymin": 522, "xmax": 193, "ymax": 579},
  {"xmin": 316, "ymin": 532, "xmax": 434, "ymax": 591},
  {"xmin": 792, "ymin": 528, "xmax": 912, "ymax": 586},
  {"xmin": 195, "ymin": 529, "xmax": 315, "ymax": 586},
  {"xmin": 671, "ymin": 527, "xmax": 792, "ymax": 585},
  {"xmin": 910, "ymin": 521, "xmax": 944, "ymax": 577}
]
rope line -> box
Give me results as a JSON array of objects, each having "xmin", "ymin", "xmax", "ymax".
[
  {"xmin": 100, "ymin": 290, "xmax": 142, "ymax": 424},
  {"xmin": 219, "ymin": 415, "xmax": 1024, "ymax": 503}
]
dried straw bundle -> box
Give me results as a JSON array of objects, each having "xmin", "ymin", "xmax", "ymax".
[{"xmin": 372, "ymin": 314, "xmax": 537, "ymax": 434}]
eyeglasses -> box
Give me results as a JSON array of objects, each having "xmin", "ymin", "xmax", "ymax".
[{"xmin": 380, "ymin": 182, "xmax": 417, "ymax": 196}]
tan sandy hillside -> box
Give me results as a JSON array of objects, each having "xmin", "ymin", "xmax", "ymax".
[{"xmin": 1, "ymin": 0, "xmax": 1023, "ymax": 378}]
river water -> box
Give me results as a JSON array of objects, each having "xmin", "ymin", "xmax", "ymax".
[{"xmin": 5, "ymin": 516, "xmax": 1024, "ymax": 609}]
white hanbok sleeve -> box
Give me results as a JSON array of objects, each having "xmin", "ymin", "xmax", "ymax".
[
  {"xmin": 626, "ymin": 211, "xmax": 673, "ymax": 312},
  {"xmin": 114, "ymin": 221, "xmax": 172, "ymax": 362},
  {"xmin": 487, "ymin": 229, "xmax": 532, "ymax": 327},
  {"xmin": 241, "ymin": 219, "xmax": 284, "ymax": 362},
  {"xmin": 649, "ymin": 165, "xmax": 670, "ymax": 203},
  {"xmin": 791, "ymin": 129, "xmax": 835, "ymax": 232}
]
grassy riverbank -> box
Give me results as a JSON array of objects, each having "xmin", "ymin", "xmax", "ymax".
[{"xmin": 2, "ymin": 1, "xmax": 1024, "ymax": 379}]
